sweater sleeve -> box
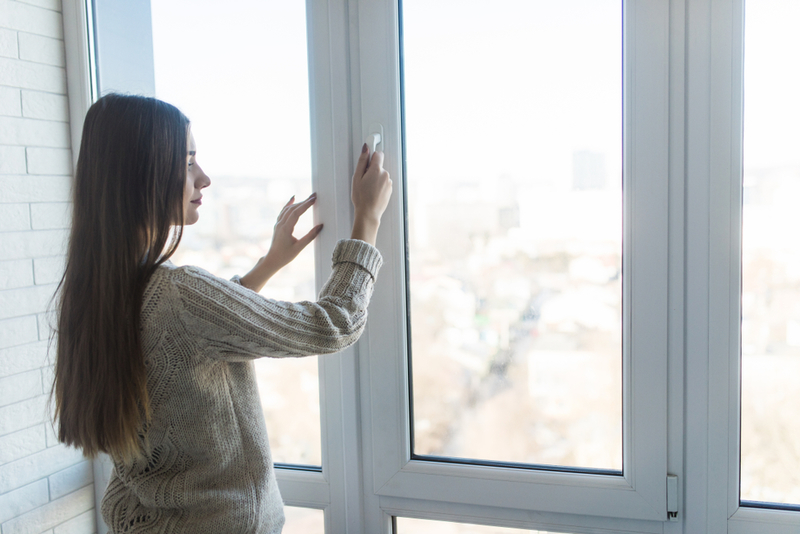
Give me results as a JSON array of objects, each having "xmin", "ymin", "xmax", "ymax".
[{"xmin": 171, "ymin": 239, "xmax": 382, "ymax": 360}]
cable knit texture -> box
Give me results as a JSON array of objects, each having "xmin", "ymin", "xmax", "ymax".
[{"xmin": 100, "ymin": 239, "xmax": 382, "ymax": 533}]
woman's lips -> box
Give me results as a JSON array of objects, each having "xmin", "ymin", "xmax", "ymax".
[{"xmin": 191, "ymin": 198, "xmax": 202, "ymax": 205}]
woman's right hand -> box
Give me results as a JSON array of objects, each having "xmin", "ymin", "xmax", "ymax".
[{"xmin": 351, "ymin": 143, "xmax": 392, "ymax": 245}]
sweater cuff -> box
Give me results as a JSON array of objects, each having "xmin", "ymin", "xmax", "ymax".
[
  {"xmin": 332, "ymin": 239, "xmax": 383, "ymax": 280},
  {"xmin": 230, "ymin": 275, "xmax": 242, "ymax": 285}
]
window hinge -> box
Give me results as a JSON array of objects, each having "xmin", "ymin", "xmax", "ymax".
[{"xmin": 667, "ymin": 474, "xmax": 679, "ymax": 521}]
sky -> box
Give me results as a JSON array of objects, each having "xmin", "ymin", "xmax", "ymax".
[
  {"xmin": 401, "ymin": 0, "xmax": 622, "ymax": 187},
  {"xmin": 151, "ymin": 0, "xmax": 798, "ymax": 182},
  {"xmin": 151, "ymin": 0, "xmax": 312, "ymax": 179},
  {"xmin": 150, "ymin": 0, "xmax": 622, "ymax": 187},
  {"xmin": 743, "ymin": 0, "xmax": 800, "ymax": 171}
]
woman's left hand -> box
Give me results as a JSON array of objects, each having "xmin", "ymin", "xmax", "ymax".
[
  {"xmin": 266, "ymin": 193, "xmax": 323, "ymax": 269},
  {"xmin": 239, "ymin": 193, "xmax": 322, "ymax": 292}
]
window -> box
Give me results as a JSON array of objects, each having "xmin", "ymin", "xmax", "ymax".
[
  {"xmin": 60, "ymin": 0, "xmax": 800, "ymax": 532},
  {"xmin": 149, "ymin": 0, "xmax": 322, "ymax": 469},
  {"xmin": 402, "ymin": 0, "xmax": 623, "ymax": 473},
  {"xmin": 697, "ymin": 0, "xmax": 800, "ymax": 532},
  {"xmin": 740, "ymin": 0, "xmax": 800, "ymax": 508},
  {"xmin": 395, "ymin": 517, "xmax": 572, "ymax": 533}
]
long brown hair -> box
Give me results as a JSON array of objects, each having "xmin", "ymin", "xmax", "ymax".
[{"xmin": 53, "ymin": 94, "xmax": 189, "ymax": 462}]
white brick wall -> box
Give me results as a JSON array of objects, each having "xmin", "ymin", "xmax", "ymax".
[
  {"xmin": 0, "ymin": 205, "xmax": 31, "ymax": 232},
  {"xmin": 0, "ymin": 87, "xmax": 21, "ymax": 116},
  {"xmin": 18, "ymin": 33, "xmax": 64, "ymax": 67},
  {"xmin": 0, "ymin": 1, "xmax": 94, "ymax": 532},
  {"xmin": 0, "ymin": 29, "xmax": 19, "ymax": 58},
  {"xmin": 20, "ymin": 91, "xmax": 67, "ymax": 122}
]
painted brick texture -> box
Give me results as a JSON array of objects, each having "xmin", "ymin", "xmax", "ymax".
[{"xmin": 0, "ymin": 1, "xmax": 94, "ymax": 532}]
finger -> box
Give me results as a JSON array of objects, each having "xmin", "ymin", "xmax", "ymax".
[
  {"xmin": 282, "ymin": 192, "xmax": 314, "ymax": 220},
  {"xmin": 298, "ymin": 223, "xmax": 323, "ymax": 248},
  {"xmin": 286, "ymin": 193, "xmax": 316, "ymax": 221},
  {"xmin": 354, "ymin": 143, "xmax": 370, "ymax": 179},
  {"xmin": 278, "ymin": 196, "xmax": 295, "ymax": 221},
  {"xmin": 287, "ymin": 192, "xmax": 316, "ymax": 207},
  {"xmin": 369, "ymin": 151, "xmax": 385, "ymax": 172}
]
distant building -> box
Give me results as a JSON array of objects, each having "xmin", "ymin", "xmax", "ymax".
[{"xmin": 496, "ymin": 175, "xmax": 520, "ymax": 230}]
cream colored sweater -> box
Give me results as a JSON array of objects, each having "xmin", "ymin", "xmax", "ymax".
[{"xmin": 100, "ymin": 239, "xmax": 382, "ymax": 533}]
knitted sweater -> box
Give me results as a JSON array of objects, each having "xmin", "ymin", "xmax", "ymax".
[{"xmin": 100, "ymin": 239, "xmax": 382, "ymax": 534}]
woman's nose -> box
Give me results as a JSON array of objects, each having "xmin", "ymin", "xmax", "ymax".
[{"xmin": 199, "ymin": 167, "xmax": 211, "ymax": 188}]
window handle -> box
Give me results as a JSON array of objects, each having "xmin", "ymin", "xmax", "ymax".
[{"xmin": 366, "ymin": 123, "xmax": 384, "ymax": 153}]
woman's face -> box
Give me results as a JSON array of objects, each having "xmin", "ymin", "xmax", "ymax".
[{"xmin": 183, "ymin": 128, "xmax": 210, "ymax": 225}]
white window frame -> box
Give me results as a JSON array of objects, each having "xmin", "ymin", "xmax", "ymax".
[
  {"xmin": 688, "ymin": 0, "xmax": 800, "ymax": 533},
  {"xmin": 60, "ymin": 0, "xmax": 800, "ymax": 532},
  {"xmin": 355, "ymin": 0, "xmax": 671, "ymax": 529}
]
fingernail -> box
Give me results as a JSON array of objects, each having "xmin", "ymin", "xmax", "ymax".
[{"xmin": 362, "ymin": 143, "xmax": 368, "ymax": 154}]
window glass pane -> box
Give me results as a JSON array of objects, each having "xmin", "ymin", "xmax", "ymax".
[
  {"xmin": 151, "ymin": 0, "xmax": 321, "ymax": 466},
  {"xmin": 741, "ymin": 0, "xmax": 800, "ymax": 506},
  {"xmin": 402, "ymin": 0, "xmax": 623, "ymax": 471},
  {"xmin": 395, "ymin": 517, "xmax": 574, "ymax": 534},
  {"xmin": 284, "ymin": 506, "xmax": 324, "ymax": 533}
]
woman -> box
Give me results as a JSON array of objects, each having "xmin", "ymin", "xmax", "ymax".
[{"xmin": 52, "ymin": 93, "xmax": 391, "ymax": 533}]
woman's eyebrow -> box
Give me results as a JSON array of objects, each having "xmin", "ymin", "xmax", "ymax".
[{"xmin": 188, "ymin": 151, "xmax": 196, "ymax": 156}]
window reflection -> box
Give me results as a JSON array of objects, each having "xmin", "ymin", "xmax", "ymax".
[
  {"xmin": 395, "ymin": 517, "xmax": 576, "ymax": 534},
  {"xmin": 403, "ymin": 0, "xmax": 623, "ymax": 471},
  {"xmin": 741, "ymin": 0, "xmax": 800, "ymax": 506},
  {"xmin": 283, "ymin": 506, "xmax": 324, "ymax": 533}
]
